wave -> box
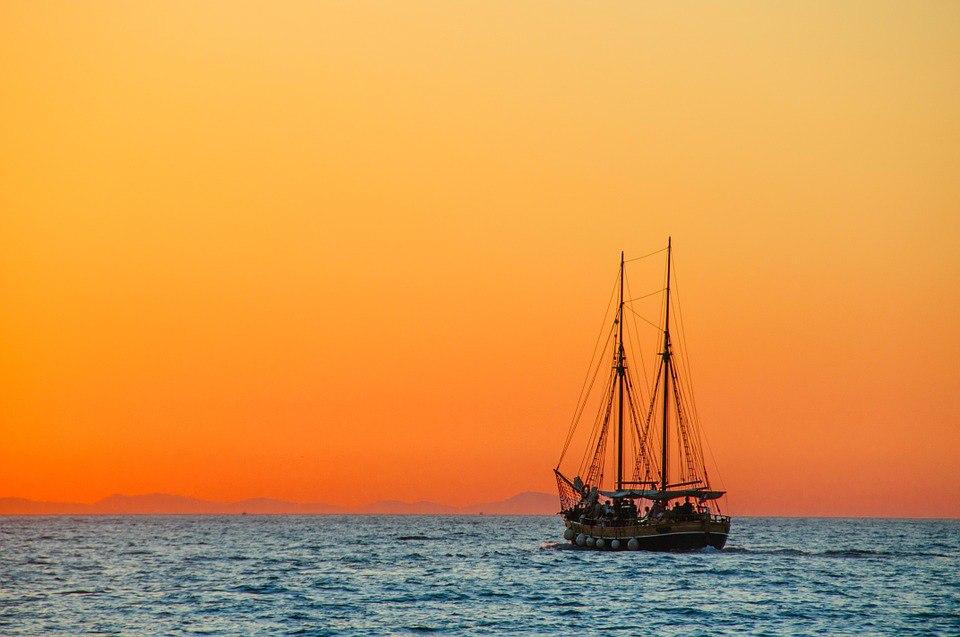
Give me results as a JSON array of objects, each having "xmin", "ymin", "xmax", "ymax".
[
  {"xmin": 538, "ymin": 542, "xmax": 951, "ymax": 559},
  {"xmin": 723, "ymin": 547, "xmax": 952, "ymax": 559},
  {"xmin": 231, "ymin": 582, "xmax": 289, "ymax": 595}
]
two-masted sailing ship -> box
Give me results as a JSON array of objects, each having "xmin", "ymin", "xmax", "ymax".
[{"xmin": 554, "ymin": 238, "xmax": 730, "ymax": 551}]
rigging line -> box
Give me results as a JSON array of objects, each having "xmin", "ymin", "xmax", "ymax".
[
  {"xmin": 669, "ymin": 361, "xmax": 698, "ymax": 482},
  {"xmin": 699, "ymin": 410, "xmax": 726, "ymax": 495},
  {"xmin": 631, "ymin": 361, "xmax": 662, "ymax": 481},
  {"xmin": 625, "ymin": 322, "xmax": 652, "ymax": 462},
  {"xmin": 558, "ymin": 322, "xmax": 616, "ymax": 467},
  {"xmin": 673, "ymin": 359, "xmax": 708, "ymax": 485},
  {"xmin": 624, "ymin": 305, "xmax": 664, "ymax": 332},
  {"xmin": 625, "ymin": 287, "xmax": 666, "ymax": 303},
  {"xmin": 670, "ymin": 257, "xmax": 721, "ymax": 490},
  {"xmin": 657, "ymin": 254, "xmax": 666, "ymax": 339},
  {"xmin": 576, "ymin": 357, "xmax": 617, "ymax": 477},
  {"xmin": 634, "ymin": 392, "xmax": 659, "ymax": 484},
  {"xmin": 563, "ymin": 272, "xmax": 618, "ymax": 427},
  {"xmin": 673, "ymin": 346, "xmax": 710, "ymax": 486},
  {"xmin": 584, "ymin": 372, "xmax": 616, "ymax": 487},
  {"xmin": 557, "ymin": 271, "xmax": 620, "ymax": 467},
  {"xmin": 673, "ymin": 343, "xmax": 701, "ymax": 444},
  {"xmin": 576, "ymin": 396, "xmax": 602, "ymax": 477},
  {"xmin": 624, "ymin": 247, "xmax": 667, "ymax": 263},
  {"xmin": 559, "ymin": 312, "xmax": 616, "ymax": 463},
  {"xmin": 644, "ymin": 355, "xmax": 661, "ymax": 485},
  {"xmin": 671, "ymin": 257, "xmax": 702, "ymax": 429},
  {"xmin": 681, "ymin": 284, "xmax": 726, "ymax": 496},
  {"xmin": 623, "ymin": 274, "xmax": 650, "ymax": 403},
  {"xmin": 576, "ymin": 365, "xmax": 616, "ymax": 477},
  {"xmin": 596, "ymin": 341, "xmax": 624, "ymax": 489},
  {"xmin": 626, "ymin": 366, "xmax": 658, "ymax": 480},
  {"xmin": 627, "ymin": 377, "xmax": 645, "ymax": 478},
  {"xmin": 625, "ymin": 319, "xmax": 648, "ymax": 408},
  {"xmin": 624, "ymin": 379, "xmax": 644, "ymax": 482},
  {"xmin": 630, "ymin": 367, "xmax": 657, "ymax": 485},
  {"xmin": 599, "ymin": 344, "xmax": 622, "ymax": 487}
]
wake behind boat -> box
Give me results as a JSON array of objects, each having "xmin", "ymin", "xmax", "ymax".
[{"xmin": 554, "ymin": 238, "xmax": 730, "ymax": 551}]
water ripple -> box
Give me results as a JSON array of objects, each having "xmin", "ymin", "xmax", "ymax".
[{"xmin": 0, "ymin": 516, "xmax": 957, "ymax": 635}]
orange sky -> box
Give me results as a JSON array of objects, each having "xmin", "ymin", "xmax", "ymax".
[{"xmin": 2, "ymin": 2, "xmax": 958, "ymax": 517}]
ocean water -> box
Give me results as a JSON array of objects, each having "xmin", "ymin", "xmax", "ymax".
[{"xmin": 1, "ymin": 516, "xmax": 957, "ymax": 635}]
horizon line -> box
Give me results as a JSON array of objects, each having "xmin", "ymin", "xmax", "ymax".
[{"xmin": 1, "ymin": 492, "xmax": 957, "ymax": 520}]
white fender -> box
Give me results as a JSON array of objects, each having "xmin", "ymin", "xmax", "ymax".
[{"xmin": 628, "ymin": 538, "xmax": 640, "ymax": 550}]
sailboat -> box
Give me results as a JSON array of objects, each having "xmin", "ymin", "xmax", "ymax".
[{"xmin": 554, "ymin": 238, "xmax": 731, "ymax": 551}]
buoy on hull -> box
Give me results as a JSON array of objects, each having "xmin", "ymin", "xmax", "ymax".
[
  {"xmin": 610, "ymin": 539, "xmax": 621, "ymax": 550},
  {"xmin": 563, "ymin": 528, "xmax": 575, "ymax": 541},
  {"xmin": 627, "ymin": 538, "xmax": 640, "ymax": 550}
]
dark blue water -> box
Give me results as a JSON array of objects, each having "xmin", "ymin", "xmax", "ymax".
[{"xmin": 1, "ymin": 516, "xmax": 957, "ymax": 635}]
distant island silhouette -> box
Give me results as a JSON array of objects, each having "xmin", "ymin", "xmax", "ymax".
[{"xmin": 0, "ymin": 491, "xmax": 557, "ymax": 515}]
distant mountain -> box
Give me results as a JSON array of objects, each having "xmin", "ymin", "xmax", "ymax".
[
  {"xmin": 343, "ymin": 493, "xmax": 557, "ymax": 515},
  {"xmin": 0, "ymin": 493, "xmax": 345, "ymax": 515},
  {"xmin": 93, "ymin": 493, "xmax": 214, "ymax": 514},
  {"xmin": 224, "ymin": 497, "xmax": 347, "ymax": 515},
  {"xmin": 0, "ymin": 491, "xmax": 556, "ymax": 515},
  {"xmin": 0, "ymin": 497, "xmax": 90, "ymax": 515},
  {"xmin": 460, "ymin": 491, "xmax": 558, "ymax": 515}
]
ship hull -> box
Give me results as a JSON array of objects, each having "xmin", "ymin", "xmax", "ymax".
[{"xmin": 563, "ymin": 517, "xmax": 730, "ymax": 551}]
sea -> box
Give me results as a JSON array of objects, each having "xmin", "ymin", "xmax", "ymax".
[{"xmin": 1, "ymin": 516, "xmax": 957, "ymax": 635}]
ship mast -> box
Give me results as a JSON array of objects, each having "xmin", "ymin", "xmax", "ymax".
[
  {"xmin": 616, "ymin": 251, "xmax": 625, "ymax": 491},
  {"xmin": 660, "ymin": 237, "xmax": 672, "ymax": 493}
]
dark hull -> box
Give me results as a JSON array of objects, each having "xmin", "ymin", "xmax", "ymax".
[
  {"xmin": 631, "ymin": 530, "xmax": 727, "ymax": 551},
  {"xmin": 563, "ymin": 516, "xmax": 731, "ymax": 551}
]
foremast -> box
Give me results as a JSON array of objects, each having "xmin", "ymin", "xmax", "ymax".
[
  {"xmin": 660, "ymin": 237, "xmax": 672, "ymax": 494},
  {"xmin": 616, "ymin": 251, "xmax": 625, "ymax": 491}
]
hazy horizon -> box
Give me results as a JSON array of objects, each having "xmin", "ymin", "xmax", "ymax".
[{"xmin": 4, "ymin": 491, "xmax": 960, "ymax": 520}]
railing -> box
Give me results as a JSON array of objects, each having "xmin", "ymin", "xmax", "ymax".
[{"xmin": 569, "ymin": 511, "xmax": 729, "ymax": 527}]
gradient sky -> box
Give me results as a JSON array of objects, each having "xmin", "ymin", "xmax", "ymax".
[{"xmin": 2, "ymin": 2, "xmax": 958, "ymax": 517}]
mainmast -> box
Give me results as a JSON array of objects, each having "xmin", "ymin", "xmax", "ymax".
[
  {"xmin": 660, "ymin": 237, "xmax": 672, "ymax": 493},
  {"xmin": 616, "ymin": 250, "xmax": 625, "ymax": 491}
]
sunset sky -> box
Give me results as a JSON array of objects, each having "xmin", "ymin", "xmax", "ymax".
[{"xmin": 2, "ymin": 2, "xmax": 958, "ymax": 517}]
